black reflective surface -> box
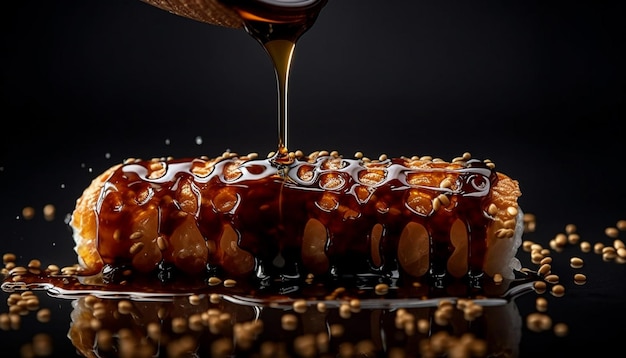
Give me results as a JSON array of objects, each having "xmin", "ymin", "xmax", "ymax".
[{"xmin": 1, "ymin": 0, "xmax": 625, "ymax": 357}]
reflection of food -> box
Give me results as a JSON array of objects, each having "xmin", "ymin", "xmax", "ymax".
[
  {"xmin": 66, "ymin": 293, "xmax": 522, "ymax": 358},
  {"xmin": 70, "ymin": 151, "xmax": 522, "ymax": 287}
]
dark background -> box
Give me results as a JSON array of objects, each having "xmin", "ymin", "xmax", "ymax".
[{"xmin": 1, "ymin": 0, "xmax": 625, "ymax": 357}]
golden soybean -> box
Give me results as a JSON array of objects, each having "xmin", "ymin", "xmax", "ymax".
[{"xmin": 570, "ymin": 257, "xmax": 584, "ymax": 268}]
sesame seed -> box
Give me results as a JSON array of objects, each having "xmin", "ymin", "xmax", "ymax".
[
  {"xmin": 570, "ymin": 257, "xmax": 584, "ymax": 268},
  {"xmin": 533, "ymin": 281, "xmax": 547, "ymax": 294},
  {"xmin": 602, "ymin": 246, "xmax": 616, "ymax": 255},
  {"xmin": 90, "ymin": 318, "xmax": 102, "ymax": 331},
  {"xmin": 171, "ymin": 317, "xmax": 187, "ymax": 334},
  {"xmin": 554, "ymin": 233, "xmax": 567, "ymax": 247},
  {"xmin": 527, "ymin": 313, "xmax": 552, "ymax": 332},
  {"xmin": 189, "ymin": 314, "xmax": 204, "ymax": 331},
  {"xmin": 603, "ymin": 250, "xmax": 617, "ymax": 261},
  {"xmin": 544, "ymin": 274, "xmax": 559, "ymax": 284},
  {"xmin": 46, "ymin": 264, "xmax": 60, "ymax": 274},
  {"xmin": 189, "ymin": 294, "xmax": 202, "ymax": 305},
  {"xmin": 21, "ymin": 207, "xmax": 35, "ymax": 220},
  {"xmin": 147, "ymin": 322, "xmax": 161, "ymax": 341},
  {"xmin": 31, "ymin": 333, "xmax": 53, "ymax": 356},
  {"xmin": 375, "ymin": 283, "xmax": 389, "ymax": 295},
  {"xmin": 27, "ymin": 259, "xmax": 41, "ymax": 269},
  {"xmin": 293, "ymin": 299, "xmax": 308, "ymax": 313},
  {"xmin": 156, "ymin": 236, "xmax": 168, "ymax": 251},
  {"xmin": 417, "ymin": 318, "xmax": 430, "ymax": 334},
  {"xmin": 316, "ymin": 302, "xmax": 327, "ymax": 313},
  {"xmin": 117, "ymin": 300, "xmax": 133, "ymax": 315},
  {"xmin": 554, "ymin": 323, "xmax": 569, "ymax": 337},
  {"xmin": 0, "ymin": 313, "xmax": 11, "ymax": 331},
  {"xmin": 536, "ymin": 297, "xmax": 548, "ymax": 312},
  {"xmin": 25, "ymin": 298, "xmax": 39, "ymax": 311},
  {"xmin": 440, "ymin": 178, "xmax": 453, "ymax": 189},
  {"xmin": 9, "ymin": 266, "xmax": 27, "ymax": 276},
  {"xmin": 574, "ymin": 273, "xmax": 587, "ymax": 285},
  {"xmin": 339, "ymin": 303, "xmax": 351, "ymax": 319},
  {"xmin": 281, "ymin": 314, "xmax": 298, "ymax": 331},
  {"xmin": 84, "ymin": 295, "xmax": 99, "ymax": 308},
  {"xmin": 437, "ymin": 194, "xmax": 450, "ymax": 206},
  {"xmin": 43, "ymin": 204, "xmax": 56, "ymax": 221},
  {"xmin": 531, "ymin": 243, "xmax": 544, "ymax": 251},
  {"xmin": 567, "ymin": 233, "xmax": 580, "ymax": 245},
  {"xmin": 9, "ymin": 313, "xmax": 21, "ymax": 330},
  {"xmin": 330, "ymin": 323, "xmax": 345, "ymax": 337},
  {"xmin": 523, "ymin": 213, "xmax": 537, "ymax": 232},
  {"xmin": 493, "ymin": 273, "xmax": 503, "ymax": 284},
  {"xmin": 129, "ymin": 242, "xmax": 144, "ymax": 255},
  {"xmin": 506, "ymin": 206, "xmax": 518, "ymax": 217},
  {"xmin": 349, "ymin": 299, "xmax": 361, "ymax": 312},
  {"xmin": 594, "ymin": 242, "xmax": 605, "ymax": 254},
  {"xmin": 208, "ymin": 277, "xmax": 222, "ymax": 286},
  {"xmin": 580, "ymin": 241, "xmax": 592, "ymax": 253},
  {"xmin": 522, "ymin": 240, "xmax": 534, "ymax": 252},
  {"xmin": 540, "ymin": 257, "xmax": 553, "ymax": 265},
  {"xmin": 432, "ymin": 197, "xmax": 441, "ymax": 211},
  {"xmin": 36, "ymin": 308, "xmax": 51, "ymax": 323},
  {"xmin": 209, "ymin": 293, "xmax": 221, "ymax": 304},
  {"xmin": 551, "ymin": 284, "xmax": 565, "ymax": 297},
  {"xmin": 2, "ymin": 253, "xmax": 16, "ymax": 264},
  {"xmin": 605, "ymin": 227, "xmax": 619, "ymax": 238},
  {"xmin": 538, "ymin": 263, "xmax": 552, "ymax": 276},
  {"xmin": 92, "ymin": 307, "xmax": 107, "ymax": 320}
]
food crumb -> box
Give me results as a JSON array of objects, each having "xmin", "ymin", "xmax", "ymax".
[
  {"xmin": 21, "ymin": 207, "xmax": 35, "ymax": 220},
  {"xmin": 43, "ymin": 204, "xmax": 55, "ymax": 221},
  {"xmin": 553, "ymin": 322, "xmax": 569, "ymax": 337}
]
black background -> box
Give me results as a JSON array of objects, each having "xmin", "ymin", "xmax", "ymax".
[{"xmin": 1, "ymin": 0, "xmax": 625, "ymax": 357}]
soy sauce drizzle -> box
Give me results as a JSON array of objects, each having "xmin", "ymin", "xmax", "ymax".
[
  {"xmin": 223, "ymin": 0, "xmax": 328, "ymax": 162},
  {"xmin": 262, "ymin": 39, "xmax": 295, "ymax": 161}
]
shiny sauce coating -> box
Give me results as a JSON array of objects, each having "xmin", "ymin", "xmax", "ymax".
[{"xmin": 89, "ymin": 154, "xmax": 509, "ymax": 284}]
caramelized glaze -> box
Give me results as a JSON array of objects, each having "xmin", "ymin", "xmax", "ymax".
[{"xmin": 71, "ymin": 153, "xmax": 522, "ymax": 287}]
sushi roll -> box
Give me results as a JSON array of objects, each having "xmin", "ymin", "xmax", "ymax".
[{"xmin": 69, "ymin": 151, "xmax": 522, "ymax": 286}]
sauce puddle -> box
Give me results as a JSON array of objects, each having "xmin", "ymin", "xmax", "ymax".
[{"xmin": 1, "ymin": 269, "xmax": 535, "ymax": 357}]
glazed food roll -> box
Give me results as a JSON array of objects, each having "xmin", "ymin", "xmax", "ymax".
[{"xmin": 69, "ymin": 151, "xmax": 522, "ymax": 285}]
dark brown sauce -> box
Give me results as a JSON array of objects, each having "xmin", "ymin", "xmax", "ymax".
[
  {"xmin": 0, "ymin": 268, "xmax": 533, "ymax": 303},
  {"xmin": 75, "ymin": 155, "xmax": 514, "ymax": 291}
]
